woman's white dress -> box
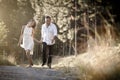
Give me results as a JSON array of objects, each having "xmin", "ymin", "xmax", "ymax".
[{"xmin": 21, "ymin": 26, "xmax": 34, "ymax": 55}]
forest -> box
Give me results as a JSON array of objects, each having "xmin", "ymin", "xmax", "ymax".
[{"xmin": 0, "ymin": 0, "xmax": 120, "ymax": 80}]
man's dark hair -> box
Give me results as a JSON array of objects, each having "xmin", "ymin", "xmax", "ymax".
[{"xmin": 45, "ymin": 16, "xmax": 51, "ymax": 19}]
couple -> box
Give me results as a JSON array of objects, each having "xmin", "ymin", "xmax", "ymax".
[{"xmin": 18, "ymin": 16, "xmax": 57, "ymax": 68}]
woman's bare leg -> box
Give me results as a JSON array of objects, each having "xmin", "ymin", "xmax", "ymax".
[{"xmin": 26, "ymin": 50, "xmax": 33, "ymax": 67}]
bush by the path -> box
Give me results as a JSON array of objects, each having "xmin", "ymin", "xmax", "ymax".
[{"xmin": 0, "ymin": 55, "xmax": 15, "ymax": 66}]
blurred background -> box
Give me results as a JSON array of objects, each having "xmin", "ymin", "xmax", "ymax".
[{"xmin": 0, "ymin": 0, "xmax": 120, "ymax": 80}]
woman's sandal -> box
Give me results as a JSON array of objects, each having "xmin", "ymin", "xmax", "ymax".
[{"xmin": 26, "ymin": 63, "xmax": 33, "ymax": 68}]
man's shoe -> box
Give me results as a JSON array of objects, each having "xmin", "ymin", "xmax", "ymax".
[{"xmin": 41, "ymin": 63, "xmax": 45, "ymax": 66}]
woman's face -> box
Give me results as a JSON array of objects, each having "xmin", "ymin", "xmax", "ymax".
[{"xmin": 28, "ymin": 21, "xmax": 34, "ymax": 27}]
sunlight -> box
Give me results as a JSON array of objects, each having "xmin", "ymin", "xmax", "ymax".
[{"xmin": 0, "ymin": 0, "xmax": 120, "ymax": 80}]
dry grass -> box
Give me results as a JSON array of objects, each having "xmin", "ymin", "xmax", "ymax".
[
  {"xmin": 53, "ymin": 44, "xmax": 120, "ymax": 80},
  {"xmin": 53, "ymin": 26, "xmax": 120, "ymax": 80},
  {"xmin": 0, "ymin": 55, "xmax": 15, "ymax": 66}
]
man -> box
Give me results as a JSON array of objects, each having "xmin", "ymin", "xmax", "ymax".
[{"xmin": 40, "ymin": 16, "xmax": 57, "ymax": 68}]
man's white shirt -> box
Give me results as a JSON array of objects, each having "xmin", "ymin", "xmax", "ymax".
[{"xmin": 41, "ymin": 23, "xmax": 57, "ymax": 45}]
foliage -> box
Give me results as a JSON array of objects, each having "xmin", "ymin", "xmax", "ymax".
[
  {"xmin": 0, "ymin": 21, "xmax": 8, "ymax": 46},
  {"xmin": 0, "ymin": 0, "xmax": 35, "ymax": 63},
  {"xmin": 30, "ymin": 0, "xmax": 119, "ymax": 55},
  {"xmin": 0, "ymin": 55, "xmax": 15, "ymax": 66},
  {"xmin": 0, "ymin": 0, "xmax": 119, "ymax": 63}
]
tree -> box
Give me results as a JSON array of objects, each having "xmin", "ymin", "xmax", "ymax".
[
  {"xmin": 30, "ymin": 0, "xmax": 118, "ymax": 55},
  {"xmin": 0, "ymin": 0, "xmax": 35, "ymax": 63},
  {"xmin": 0, "ymin": 21, "xmax": 8, "ymax": 47}
]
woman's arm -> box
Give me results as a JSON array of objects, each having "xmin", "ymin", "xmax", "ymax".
[
  {"xmin": 40, "ymin": 25, "xmax": 44, "ymax": 43},
  {"xmin": 32, "ymin": 29, "xmax": 41, "ymax": 43},
  {"xmin": 18, "ymin": 25, "xmax": 25, "ymax": 46}
]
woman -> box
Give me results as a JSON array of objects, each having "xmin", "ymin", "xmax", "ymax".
[{"xmin": 18, "ymin": 19, "xmax": 38, "ymax": 67}]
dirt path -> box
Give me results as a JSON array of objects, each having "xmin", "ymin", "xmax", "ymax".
[{"xmin": 0, "ymin": 66, "xmax": 78, "ymax": 80}]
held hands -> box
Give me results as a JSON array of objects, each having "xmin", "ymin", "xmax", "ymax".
[
  {"xmin": 38, "ymin": 38, "xmax": 43, "ymax": 44},
  {"xmin": 34, "ymin": 38, "xmax": 42, "ymax": 44},
  {"xmin": 38, "ymin": 40, "xmax": 42, "ymax": 43},
  {"xmin": 35, "ymin": 40, "xmax": 42, "ymax": 44},
  {"xmin": 36, "ymin": 39, "xmax": 42, "ymax": 44}
]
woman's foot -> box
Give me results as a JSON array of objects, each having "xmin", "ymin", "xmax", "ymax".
[
  {"xmin": 26, "ymin": 63, "xmax": 33, "ymax": 68},
  {"xmin": 26, "ymin": 65, "xmax": 32, "ymax": 68}
]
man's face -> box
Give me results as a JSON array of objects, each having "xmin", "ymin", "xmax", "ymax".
[{"xmin": 45, "ymin": 18, "xmax": 51, "ymax": 25}]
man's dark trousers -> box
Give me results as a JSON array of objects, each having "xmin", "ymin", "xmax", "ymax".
[{"xmin": 42, "ymin": 42, "xmax": 53, "ymax": 67}]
